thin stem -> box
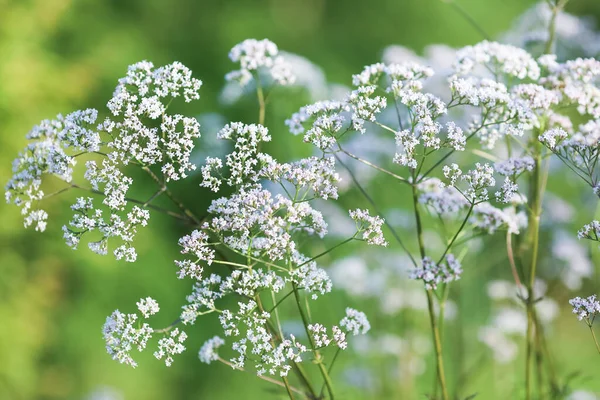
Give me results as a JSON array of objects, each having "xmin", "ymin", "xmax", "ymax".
[
  {"xmin": 70, "ymin": 184, "xmax": 192, "ymax": 223},
  {"xmin": 590, "ymin": 326, "xmax": 600, "ymax": 354},
  {"xmin": 283, "ymin": 376, "xmax": 296, "ymax": 400},
  {"xmin": 411, "ymin": 181, "xmax": 449, "ymax": 400},
  {"xmin": 257, "ymin": 76, "xmax": 266, "ymax": 126},
  {"xmin": 292, "ymin": 283, "xmax": 335, "ymax": 399},
  {"xmin": 297, "ymin": 236, "xmax": 356, "ymax": 268},
  {"xmin": 319, "ymin": 348, "xmax": 342, "ymax": 399},
  {"xmin": 335, "ymin": 153, "xmax": 417, "ymax": 267},
  {"xmin": 154, "ymin": 318, "xmax": 182, "ymax": 333},
  {"xmin": 444, "ymin": 0, "xmax": 490, "ymax": 40},
  {"xmin": 544, "ymin": 0, "xmax": 570, "ymax": 55},
  {"xmin": 142, "ymin": 166, "xmax": 202, "ymax": 225},
  {"xmin": 506, "ymin": 232, "xmax": 524, "ymax": 290},
  {"xmin": 525, "ymin": 148, "xmax": 543, "ymax": 400},
  {"xmin": 267, "ymin": 291, "xmax": 295, "ymax": 313},
  {"xmin": 217, "ymin": 357, "xmax": 306, "ymax": 398},
  {"xmin": 437, "ymin": 204, "xmax": 474, "ymax": 264},
  {"xmin": 338, "ymin": 147, "xmax": 410, "ymax": 184}
]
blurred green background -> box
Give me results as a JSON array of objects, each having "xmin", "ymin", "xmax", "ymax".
[{"xmin": 2, "ymin": 0, "xmax": 600, "ymax": 399}]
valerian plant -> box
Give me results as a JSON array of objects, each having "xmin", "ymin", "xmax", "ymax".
[{"xmin": 6, "ymin": 1, "xmax": 600, "ymax": 399}]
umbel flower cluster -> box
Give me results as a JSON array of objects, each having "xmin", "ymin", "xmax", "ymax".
[{"xmin": 6, "ymin": 5, "xmax": 600, "ymax": 397}]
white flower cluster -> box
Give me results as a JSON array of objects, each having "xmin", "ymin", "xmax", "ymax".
[
  {"xmin": 346, "ymin": 85, "xmax": 387, "ymax": 134},
  {"xmin": 5, "ymin": 109, "xmax": 100, "ymax": 232},
  {"xmin": 169, "ymin": 112, "xmax": 375, "ymax": 378},
  {"xmin": 541, "ymin": 57, "xmax": 600, "ymax": 118},
  {"xmin": 409, "ymin": 255, "xmax": 462, "ymax": 290},
  {"xmin": 286, "ymin": 100, "xmax": 348, "ymax": 150},
  {"xmin": 349, "ymin": 209, "xmax": 388, "ymax": 246},
  {"xmin": 176, "ymin": 229, "xmax": 215, "ymax": 280},
  {"xmin": 260, "ymin": 156, "xmax": 341, "ymax": 200},
  {"xmin": 288, "ymin": 253, "xmax": 332, "ymax": 300},
  {"xmin": 226, "ymin": 39, "xmax": 295, "ymax": 87},
  {"xmin": 443, "ymin": 163, "xmax": 496, "ymax": 203},
  {"xmin": 308, "ymin": 323, "xmax": 347, "ymax": 350},
  {"xmin": 104, "ymin": 60, "xmax": 202, "ymax": 181},
  {"xmin": 154, "ymin": 328, "xmax": 188, "ymax": 367},
  {"xmin": 470, "ymin": 202, "xmax": 527, "ymax": 235},
  {"xmin": 577, "ymin": 220, "xmax": 600, "ymax": 241},
  {"xmin": 494, "ymin": 156, "xmax": 535, "ymax": 176},
  {"xmin": 541, "ymin": 120, "xmax": 600, "ymax": 196},
  {"xmin": 287, "ymin": 60, "xmax": 450, "ymax": 169},
  {"xmin": 539, "ymin": 127, "xmax": 568, "ymax": 149},
  {"xmin": 417, "ymin": 178, "xmax": 469, "ymax": 216},
  {"xmin": 63, "ymin": 198, "xmax": 150, "ymax": 262},
  {"xmin": 199, "ymin": 336, "xmax": 226, "ymax": 364},
  {"xmin": 102, "ymin": 297, "xmax": 182, "ymax": 368},
  {"xmin": 569, "ymin": 295, "xmax": 600, "ymax": 324},
  {"xmin": 339, "ymin": 308, "xmax": 371, "ymax": 336},
  {"xmin": 7, "ymin": 60, "xmax": 203, "ymax": 261},
  {"xmin": 453, "ymin": 41, "xmax": 541, "ymax": 80},
  {"xmin": 102, "ymin": 310, "xmax": 154, "ymax": 368}
]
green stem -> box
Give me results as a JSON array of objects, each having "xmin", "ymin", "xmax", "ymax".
[
  {"xmin": 525, "ymin": 150, "xmax": 542, "ymax": 400},
  {"xmin": 589, "ymin": 326, "xmax": 600, "ymax": 354},
  {"xmin": 319, "ymin": 348, "xmax": 342, "ymax": 399},
  {"xmin": 438, "ymin": 204, "xmax": 474, "ymax": 264},
  {"xmin": 334, "ymin": 153, "xmax": 417, "ymax": 267},
  {"xmin": 411, "ymin": 182, "xmax": 449, "ymax": 400},
  {"xmin": 142, "ymin": 166, "xmax": 202, "ymax": 225},
  {"xmin": 292, "ymin": 283, "xmax": 335, "ymax": 399},
  {"xmin": 297, "ymin": 236, "xmax": 356, "ymax": 268},
  {"xmin": 257, "ymin": 77, "xmax": 266, "ymax": 126},
  {"xmin": 217, "ymin": 357, "xmax": 306, "ymax": 398},
  {"xmin": 282, "ymin": 376, "xmax": 296, "ymax": 400},
  {"xmin": 70, "ymin": 183, "xmax": 191, "ymax": 223},
  {"xmin": 544, "ymin": 0, "xmax": 569, "ymax": 55}
]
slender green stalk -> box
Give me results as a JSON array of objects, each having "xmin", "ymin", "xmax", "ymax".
[
  {"xmin": 443, "ymin": 0, "xmax": 490, "ymax": 40},
  {"xmin": 142, "ymin": 166, "xmax": 202, "ymax": 224},
  {"xmin": 217, "ymin": 357, "xmax": 306, "ymax": 398},
  {"xmin": 292, "ymin": 283, "xmax": 335, "ymax": 399},
  {"xmin": 257, "ymin": 77, "xmax": 266, "ymax": 126},
  {"xmin": 411, "ymin": 182, "xmax": 449, "ymax": 400},
  {"xmin": 334, "ymin": 153, "xmax": 417, "ymax": 267},
  {"xmin": 282, "ymin": 376, "xmax": 296, "ymax": 400},
  {"xmin": 524, "ymin": 150, "xmax": 542, "ymax": 400},
  {"xmin": 70, "ymin": 183, "xmax": 192, "ymax": 223},
  {"xmin": 438, "ymin": 204, "xmax": 474, "ymax": 264},
  {"xmin": 589, "ymin": 326, "xmax": 600, "ymax": 354},
  {"xmin": 296, "ymin": 236, "xmax": 356, "ymax": 268},
  {"xmin": 544, "ymin": 0, "xmax": 570, "ymax": 55},
  {"xmin": 319, "ymin": 348, "xmax": 342, "ymax": 399}
]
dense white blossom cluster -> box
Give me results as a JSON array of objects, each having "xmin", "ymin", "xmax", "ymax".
[
  {"xmin": 226, "ymin": 39, "xmax": 295, "ymax": 87},
  {"xmin": 339, "ymin": 308, "xmax": 371, "ymax": 336},
  {"xmin": 417, "ymin": 178, "xmax": 469, "ymax": 216},
  {"xmin": 494, "ymin": 156, "xmax": 535, "ymax": 176},
  {"xmin": 577, "ymin": 220, "xmax": 600, "ymax": 241},
  {"xmin": 470, "ymin": 202, "xmax": 526, "ymax": 235},
  {"xmin": 6, "ymin": 60, "xmax": 203, "ymax": 261},
  {"xmin": 569, "ymin": 295, "xmax": 600, "ymax": 324},
  {"xmin": 409, "ymin": 255, "xmax": 462, "ymax": 290},
  {"xmin": 154, "ymin": 328, "xmax": 188, "ymax": 367},
  {"xmin": 63, "ymin": 197, "xmax": 150, "ymax": 262},
  {"xmin": 349, "ymin": 209, "xmax": 388, "ymax": 246},
  {"xmin": 199, "ymin": 336, "xmax": 226, "ymax": 364},
  {"xmin": 443, "ymin": 163, "xmax": 496, "ymax": 203},
  {"xmin": 102, "ymin": 297, "xmax": 186, "ymax": 368}
]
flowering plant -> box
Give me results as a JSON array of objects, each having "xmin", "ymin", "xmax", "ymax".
[{"xmin": 7, "ymin": 1, "xmax": 600, "ymax": 399}]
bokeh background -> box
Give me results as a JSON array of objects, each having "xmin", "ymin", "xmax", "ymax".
[{"xmin": 2, "ymin": 0, "xmax": 600, "ymax": 399}]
